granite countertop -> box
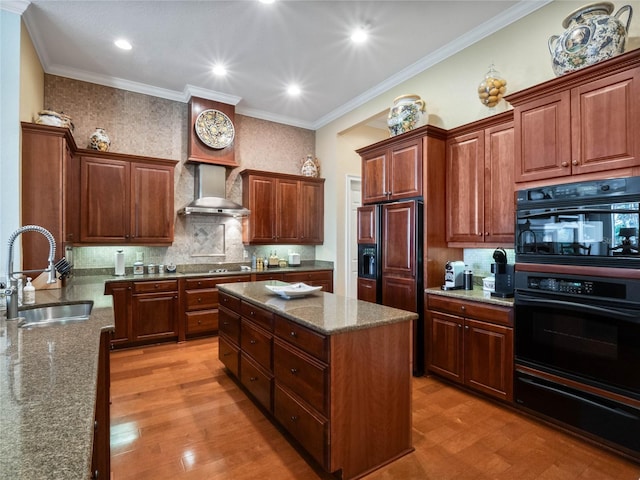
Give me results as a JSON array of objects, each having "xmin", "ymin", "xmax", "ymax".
[
  {"xmin": 425, "ymin": 286, "xmax": 514, "ymax": 307},
  {"xmin": 218, "ymin": 280, "xmax": 418, "ymax": 335},
  {"xmin": 0, "ymin": 278, "xmax": 114, "ymax": 480}
]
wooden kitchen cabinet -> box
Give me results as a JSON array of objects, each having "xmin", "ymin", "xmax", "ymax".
[
  {"xmin": 181, "ymin": 274, "xmax": 251, "ymax": 338},
  {"xmin": 360, "ymin": 137, "xmax": 422, "ymax": 204},
  {"xmin": 507, "ymin": 49, "xmax": 640, "ymax": 183},
  {"xmin": 357, "ymin": 277, "xmax": 377, "ymax": 303},
  {"xmin": 91, "ymin": 329, "xmax": 111, "ymax": 480},
  {"xmin": 426, "ymin": 294, "xmax": 513, "ymax": 403},
  {"xmin": 357, "ymin": 205, "xmax": 377, "ymax": 244},
  {"xmin": 446, "ymin": 112, "xmax": 514, "ymax": 246},
  {"xmin": 79, "ymin": 151, "xmax": 177, "ymax": 244},
  {"xmin": 104, "ymin": 281, "xmax": 132, "ymax": 347},
  {"xmin": 241, "ymin": 170, "xmax": 324, "ymax": 245},
  {"xmin": 21, "ymin": 123, "xmax": 79, "ymax": 272}
]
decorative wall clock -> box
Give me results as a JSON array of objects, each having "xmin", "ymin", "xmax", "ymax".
[{"xmin": 194, "ymin": 109, "xmax": 235, "ymax": 149}]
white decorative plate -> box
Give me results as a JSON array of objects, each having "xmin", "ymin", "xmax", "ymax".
[
  {"xmin": 194, "ymin": 109, "xmax": 235, "ymax": 149},
  {"xmin": 265, "ymin": 283, "xmax": 322, "ymax": 299}
]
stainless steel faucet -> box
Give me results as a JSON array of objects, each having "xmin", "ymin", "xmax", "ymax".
[{"xmin": 5, "ymin": 225, "xmax": 57, "ymax": 320}]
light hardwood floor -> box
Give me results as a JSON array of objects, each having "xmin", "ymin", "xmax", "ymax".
[{"xmin": 110, "ymin": 338, "xmax": 640, "ymax": 479}]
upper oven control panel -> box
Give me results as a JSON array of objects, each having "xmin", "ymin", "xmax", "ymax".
[{"xmin": 527, "ymin": 277, "xmax": 594, "ymax": 295}]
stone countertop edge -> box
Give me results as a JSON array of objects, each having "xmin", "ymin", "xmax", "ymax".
[
  {"xmin": 0, "ymin": 279, "xmax": 115, "ymax": 480},
  {"xmin": 218, "ymin": 280, "xmax": 418, "ymax": 335},
  {"xmin": 425, "ymin": 286, "xmax": 514, "ymax": 307}
]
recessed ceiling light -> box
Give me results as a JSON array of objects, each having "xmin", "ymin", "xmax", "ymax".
[
  {"xmin": 350, "ymin": 27, "xmax": 368, "ymax": 44},
  {"xmin": 287, "ymin": 84, "xmax": 301, "ymax": 96},
  {"xmin": 259, "ymin": 0, "xmax": 275, "ymax": 4},
  {"xmin": 114, "ymin": 39, "xmax": 132, "ymax": 50},
  {"xmin": 212, "ymin": 64, "xmax": 227, "ymax": 76}
]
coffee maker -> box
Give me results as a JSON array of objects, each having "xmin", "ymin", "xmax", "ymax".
[
  {"xmin": 491, "ymin": 248, "xmax": 514, "ymax": 298},
  {"xmin": 443, "ymin": 260, "xmax": 465, "ymax": 290}
]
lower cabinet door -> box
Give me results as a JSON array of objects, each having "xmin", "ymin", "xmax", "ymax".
[
  {"xmin": 274, "ymin": 384, "xmax": 328, "ymax": 468},
  {"xmin": 240, "ymin": 353, "xmax": 273, "ymax": 412},
  {"xmin": 219, "ymin": 335, "xmax": 240, "ymax": 377}
]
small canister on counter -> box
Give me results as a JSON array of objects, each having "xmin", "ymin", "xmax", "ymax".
[
  {"xmin": 158, "ymin": 264, "xmax": 165, "ymax": 274},
  {"xmin": 464, "ymin": 267, "xmax": 473, "ymax": 290},
  {"xmin": 133, "ymin": 261, "xmax": 144, "ymax": 275},
  {"xmin": 147, "ymin": 264, "xmax": 156, "ymax": 274}
]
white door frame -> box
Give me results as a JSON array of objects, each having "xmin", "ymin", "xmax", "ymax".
[{"xmin": 345, "ymin": 175, "xmax": 361, "ymax": 299}]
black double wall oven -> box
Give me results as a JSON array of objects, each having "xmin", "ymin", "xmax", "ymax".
[{"xmin": 514, "ymin": 176, "xmax": 640, "ymax": 459}]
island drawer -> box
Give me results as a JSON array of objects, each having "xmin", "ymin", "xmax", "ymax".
[
  {"xmin": 219, "ymin": 291, "xmax": 241, "ymax": 312},
  {"xmin": 241, "ymin": 319, "xmax": 273, "ymax": 371},
  {"xmin": 240, "ymin": 353, "xmax": 273, "ymax": 412},
  {"xmin": 241, "ymin": 301, "xmax": 274, "ymax": 331},
  {"xmin": 219, "ymin": 335, "xmax": 239, "ymax": 377},
  {"xmin": 275, "ymin": 315, "xmax": 328, "ymax": 362},
  {"xmin": 274, "ymin": 339, "xmax": 327, "ymax": 415},
  {"xmin": 219, "ymin": 306, "xmax": 240, "ymax": 345},
  {"xmin": 132, "ymin": 280, "xmax": 178, "ymax": 294},
  {"xmin": 186, "ymin": 310, "xmax": 217, "ymax": 334},
  {"xmin": 274, "ymin": 384, "xmax": 327, "ymax": 468},
  {"xmin": 427, "ymin": 294, "xmax": 512, "ymax": 326},
  {"xmin": 185, "ymin": 288, "xmax": 218, "ymax": 311}
]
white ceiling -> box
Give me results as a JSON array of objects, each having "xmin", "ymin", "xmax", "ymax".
[{"xmin": 10, "ymin": 1, "xmax": 550, "ymax": 130}]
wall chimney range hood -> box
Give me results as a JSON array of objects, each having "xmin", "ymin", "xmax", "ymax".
[{"xmin": 178, "ymin": 164, "xmax": 249, "ymax": 217}]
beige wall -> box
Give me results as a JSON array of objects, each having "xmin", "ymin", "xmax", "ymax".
[
  {"xmin": 19, "ymin": 20, "xmax": 43, "ymax": 123},
  {"xmin": 317, "ymin": 0, "xmax": 640, "ymax": 295}
]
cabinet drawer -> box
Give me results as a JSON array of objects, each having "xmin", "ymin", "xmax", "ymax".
[
  {"xmin": 184, "ymin": 277, "xmax": 218, "ymax": 289},
  {"xmin": 133, "ymin": 280, "xmax": 178, "ymax": 294},
  {"xmin": 241, "ymin": 319, "xmax": 273, "ymax": 371},
  {"xmin": 240, "ymin": 353, "xmax": 273, "ymax": 412},
  {"xmin": 254, "ymin": 272, "xmax": 285, "ymax": 281},
  {"xmin": 274, "ymin": 315, "xmax": 328, "ymax": 362},
  {"xmin": 186, "ymin": 310, "xmax": 218, "ymax": 334},
  {"xmin": 219, "ymin": 306, "xmax": 240, "ymax": 345},
  {"xmin": 274, "ymin": 384, "xmax": 327, "ymax": 468},
  {"xmin": 241, "ymin": 301, "xmax": 274, "ymax": 331},
  {"xmin": 274, "ymin": 339, "xmax": 327, "ymax": 415},
  {"xmin": 428, "ymin": 294, "xmax": 513, "ymax": 326},
  {"xmin": 185, "ymin": 288, "xmax": 218, "ymax": 311},
  {"xmin": 219, "ymin": 335, "xmax": 239, "ymax": 377},
  {"xmin": 283, "ymin": 271, "xmax": 331, "ymax": 283},
  {"xmin": 219, "ymin": 291, "xmax": 240, "ymax": 313}
]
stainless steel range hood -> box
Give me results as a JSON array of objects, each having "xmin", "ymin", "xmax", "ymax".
[{"xmin": 178, "ymin": 164, "xmax": 249, "ymax": 216}]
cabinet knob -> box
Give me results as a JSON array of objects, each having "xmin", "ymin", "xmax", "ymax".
[
  {"xmin": 223, "ymin": 352, "xmax": 231, "ymax": 357},
  {"xmin": 223, "ymin": 321, "xmax": 229, "ymax": 326},
  {"xmin": 477, "ymin": 232, "xmax": 483, "ymax": 236},
  {"xmin": 197, "ymin": 320, "xmax": 202, "ymax": 325},
  {"xmin": 198, "ymin": 281, "xmax": 202, "ymax": 286},
  {"xmin": 485, "ymin": 232, "xmax": 489, "ymax": 236},
  {"xmin": 290, "ymin": 415, "xmax": 299, "ymax": 422},
  {"xmin": 94, "ymin": 420, "xmax": 98, "ymax": 430},
  {"xmin": 458, "ymin": 324, "xmax": 462, "ymax": 328},
  {"xmin": 250, "ymin": 339, "xmax": 257, "ymax": 344},
  {"xmin": 561, "ymin": 161, "xmax": 569, "ymax": 167},
  {"xmin": 92, "ymin": 469, "xmax": 99, "ymax": 479},
  {"xmin": 461, "ymin": 306, "xmax": 465, "ymax": 311},
  {"xmin": 465, "ymin": 325, "xmax": 469, "ymax": 330},
  {"xmin": 197, "ymin": 297, "xmax": 202, "ymax": 303},
  {"xmin": 572, "ymin": 160, "xmax": 579, "ymax": 166},
  {"xmin": 250, "ymin": 376, "xmax": 258, "ymax": 382},
  {"xmin": 290, "ymin": 368, "xmax": 298, "ymax": 374},
  {"xmin": 154, "ymin": 284, "xmax": 159, "ymax": 288},
  {"xmin": 290, "ymin": 331, "xmax": 297, "ymax": 338}
]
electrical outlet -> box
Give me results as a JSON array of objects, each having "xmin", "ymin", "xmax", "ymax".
[{"xmin": 243, "ymin": 249, "xmax": 249, "ymax": 259}]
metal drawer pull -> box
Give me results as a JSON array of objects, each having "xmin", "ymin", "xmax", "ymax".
[
  {"xmin": 250, "ymin": 339, "xmax": 257, "ymax": 344},
  {"xmin": 290, "ymin": 368, "xmax": 298, "ymax": 374},
  {"xmin": 250, "ymin": 376, "xmax": 258, "ymax": 382},
  {"xmin": 290, "ymin": 331, "xmax": 297, "ymax": 338},
  {"xmin": 290, "ymin": 415, "xmax": 298, "ymax": 422}
]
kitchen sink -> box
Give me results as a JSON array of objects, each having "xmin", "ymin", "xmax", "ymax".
[{"xmin": 17, "ymin": 301, "xmax": 93, "ymax": 328}]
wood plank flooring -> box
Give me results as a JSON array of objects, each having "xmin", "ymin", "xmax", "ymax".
[{"xmin": 110, "ymin": 338, "xmax": 640, "ymax": 479}]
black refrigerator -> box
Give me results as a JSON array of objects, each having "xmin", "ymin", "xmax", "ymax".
[{"xmin": 357, "ymin": 199, "xmax": 424, "ymax": 375}]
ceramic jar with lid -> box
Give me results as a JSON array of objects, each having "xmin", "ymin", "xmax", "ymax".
[
  {"xmin": 387, "ymin": 94, "xmax": 426, "ymax": 137},
  {"xmin": 548, "ymin": 2, "xmax": 633, "ymax": 76},
  {"xmin": 88, "ymin": 127, "xmax": 111, "ymax": 151}
]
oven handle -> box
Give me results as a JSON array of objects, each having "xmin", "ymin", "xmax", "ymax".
[
  {"xmin": 518, "ymin": 207, "xmax": 638, "ymax": 219},
  {"xmin": 515, "ymin": 293, "xmax": 640, "ymax": 323},
  {"xmin": 518, "ymin": 376, "xmax": 640, "ymax": 420}
]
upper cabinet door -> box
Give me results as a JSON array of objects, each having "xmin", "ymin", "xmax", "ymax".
[
  {"xmin": 299, "ymin": 180, "xmax": 324, "ymax": 244},
  {"xmin": 484, "ymin": 122, "xmax": 514, "ymax": 245},
  {"xmin": 571, "ymin": 67, "xmax": 639, "ymax": 175},
  {"xmin": 381, "ymin": 200, "xmax": 416, "ymax": 278},
  {"xmin": 514, "ymin": 91, "xmax": 572, "ymax": 183},
  {"xmin": 276, "ymin": 178, "xmax": 300, "ymax": 243},
  {"xmin": 388, "ymin": 140, "xmax": 422, "ymax": 201},
  {"xmin": 362, "ymin": 151, "xmax": 387, "ymax": 204},
  {"xmin": 80, "ymin": 156, "xmax": 130, "ymax": 243},
  {"xmin": 245, "ymin": 174, "xmax": 277, "ymax": 243},
  {"xmin": 131, "ymin": 162, "xmax": 175, "ymax": 243}
]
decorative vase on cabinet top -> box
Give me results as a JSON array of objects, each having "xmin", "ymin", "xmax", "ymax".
[
  {"xmin": 301, "ymin": 154, "xmax": 319, "ymax": 177},
  {"xmin": 548, "ymin": 2, "xmax": 633, "ymax": 77},
  {"xmin": 387, "ymin": 94, "xmax": 426, "ymax": 137},
  {"xmin": 88, "ymin": 127, "xmax": 111, "ymax": 152}
]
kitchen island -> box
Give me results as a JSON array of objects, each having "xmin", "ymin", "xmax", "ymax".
[
  {"xmin": 217, "ymin": 280, "xmax": 418, "ymax": 480},
  {"xmin": 0, "ymin": 279, "xmax": 114, "ymax": 480}
]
